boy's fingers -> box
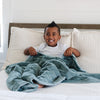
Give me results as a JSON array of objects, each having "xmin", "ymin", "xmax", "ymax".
[
  {"xmin": 66, "ymin": 50, "xmax": 72, "ymax": 56},
  {"xmin": 30, "ymin": 51, "xmax": 37, "ymax": 56}
]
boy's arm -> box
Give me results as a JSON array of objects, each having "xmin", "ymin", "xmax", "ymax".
[
  {"xmin": 64, "ymin": 47, "xmax": 80, "ymax": 57},
  {"xmin": 24, "ymin": 47, "xmax": 37, "ymax": 56}
]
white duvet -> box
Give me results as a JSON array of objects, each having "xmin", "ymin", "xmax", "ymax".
[{"xmin": 0, "ymin": 70, "xmax": 100, "ymax": 100}]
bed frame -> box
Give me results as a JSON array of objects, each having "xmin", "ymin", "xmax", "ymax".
[{"xmin": 8, "ymin": 23, "xmax": 100, "ymax": 46}]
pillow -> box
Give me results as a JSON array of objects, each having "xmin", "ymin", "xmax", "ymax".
[
  {"xmin": 72, "ymin": 28, "xmax": 100, "ymax": 73},
  {"xmin": 2, "ymin": 27, "xmax": 71, "ymax": 69},
  {"xmin": 9, "ymin": 27, "xmax": 44, "ymax": 49}
]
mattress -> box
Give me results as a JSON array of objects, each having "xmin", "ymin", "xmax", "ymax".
[{"xmin": 0, "ymin": 70, "xmax": 100, "ymax": 100}]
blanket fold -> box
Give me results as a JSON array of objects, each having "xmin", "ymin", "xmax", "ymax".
[{"xmin": 5, "ymin": 53, "xmax": 100, "ymax": 92}]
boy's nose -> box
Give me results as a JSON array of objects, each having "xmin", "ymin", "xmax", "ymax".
[{"xmin": 49, "ymin": 35, "xmax": 53, "ymax": 39}]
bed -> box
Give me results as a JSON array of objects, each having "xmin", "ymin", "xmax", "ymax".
[{"xmin": 0, "ymin": 23, "xmax": 100, "ymax": 100}]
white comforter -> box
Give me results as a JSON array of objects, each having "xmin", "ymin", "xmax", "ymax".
[{"xmin": 0, "ymin": 70, "xmax": 100, "ymax": 100}]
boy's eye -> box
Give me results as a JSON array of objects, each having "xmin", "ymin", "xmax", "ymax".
[
  {"xmin": 46, "ymin": 33, "xmax": 50, "ymax": 36},
  {"xmin": 45, "ymin": 32, "xmax": 57, "ymax": 36},
  {"xmin": 53, "ymin": 33, "xmax": 56, "ymax": 36}
]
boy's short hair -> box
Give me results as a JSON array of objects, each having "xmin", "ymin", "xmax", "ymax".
[{"xmin": 44, "ymin": 21, "xmax": 60, "ymax": 35}]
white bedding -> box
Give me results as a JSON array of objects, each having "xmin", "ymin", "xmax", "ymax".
[{"xmin": 0, "ymin": 70, "xmax": 100, "ymax": 100}]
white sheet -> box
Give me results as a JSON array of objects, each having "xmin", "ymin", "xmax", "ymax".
[{"xmin": 0, "ymin": 70, "xmax": 100, "ymax": 100}]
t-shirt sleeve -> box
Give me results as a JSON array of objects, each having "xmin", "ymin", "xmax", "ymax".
[
  {"xmin": 34, "ymin": 45, "xmax": 39, "ymax": 52},
  {"xmin": 34, "ymin": 42, "xmax": 46, "ymax": 52},
  {"xmin": 62, "ymin": 43, "xmax": 68, "ymax": 52}
]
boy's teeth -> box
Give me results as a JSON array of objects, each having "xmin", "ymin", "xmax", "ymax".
[{"xmin": 49, "ymin": 40, "xmax": 54, "ymax": 42}]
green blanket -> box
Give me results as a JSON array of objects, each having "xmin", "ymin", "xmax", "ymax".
[{"xmin": 5, "ymin": 53, "xmax": 100, "ymax": 92}]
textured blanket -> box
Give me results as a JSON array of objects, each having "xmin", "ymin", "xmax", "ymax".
[{"xmin": 5, "ymin": 53, "xmax": 100, "ymax": 92}]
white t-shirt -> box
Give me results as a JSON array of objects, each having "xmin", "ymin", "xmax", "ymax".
[{"xmin": 35, "ymin": 42, "xmax": 68, "ymax": 57}]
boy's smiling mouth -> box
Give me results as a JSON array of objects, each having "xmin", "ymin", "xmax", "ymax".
[{"xmin": 48, "ymin": 39, "xmax": 54, "ymax": 43}]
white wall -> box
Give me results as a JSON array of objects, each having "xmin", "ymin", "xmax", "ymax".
[
  {"xmin": 11, "ymin": 0, "xmax": 100, "ymax": 24},
  {"xmin": 1, "ymin": 0, "xmax": 100, "ymax": 66},
  {"xmin": 0, "ymin": 0, "xmax": 11, "ymax": 66}
]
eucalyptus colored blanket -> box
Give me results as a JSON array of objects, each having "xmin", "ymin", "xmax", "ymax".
[{"xmin": 5, "ymin": 53, "xmax": 100, "ymax": 92}]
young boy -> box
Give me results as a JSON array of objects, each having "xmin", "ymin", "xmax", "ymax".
[
  {"xmin": 24, "ymin": 21, "xmax": 80, "ymax": 88},
  {"xmin": 24, "ymin": 21, "xmax": 80, "ymax": 57}
]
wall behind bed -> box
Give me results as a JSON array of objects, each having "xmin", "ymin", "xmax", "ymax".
[
  {"xmin": 1, "ymin": 0, "xmax": 100, "ymax": 68},
  {"xmin": 11, "ymin": 0, "xmax": 100, "ymax": 24}
]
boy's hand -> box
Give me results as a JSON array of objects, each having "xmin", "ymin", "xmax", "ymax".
[
  {"xmin": 64, "ymin": 47, "xmax": 73, "ymax": 56},
  {"xmin": 24, "ymin": 47, "xmax": 37, "ymax": 56},
  {"xmin": 28, "ymin": 47, "xmax": 37, "ymax": 56},
  {"xmin": 24, "ymin": 48, "xmax": 30, "ymax": 55},
  {"xmin": 64, "ymin": 47, "xmax": 80, "ymax": 57}
]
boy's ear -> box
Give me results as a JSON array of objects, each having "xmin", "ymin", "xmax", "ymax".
[
  {"xmin": 59, "ymin": 35, "xmax": 61, "ymax": 40},
  {"xmin": 43, "ymin": 35, "xmax": 45, "ymax": 39}
]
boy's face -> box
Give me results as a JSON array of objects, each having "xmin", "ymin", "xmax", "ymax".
[{"xmin": 44, "ymin": 27, "xmax": 61, "ymax": 47}]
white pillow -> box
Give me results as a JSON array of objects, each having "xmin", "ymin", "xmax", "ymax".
[
  {"xmin": 9, "ymin": 27, "xmax": 44, "ymax": 49},
  {"xmin": 2, "ymin": 27, "xmax": 71, "ymax": 69},
  {"xmin": 72, "ymin": 28, "xmax": 100, "ymax": 73}
]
